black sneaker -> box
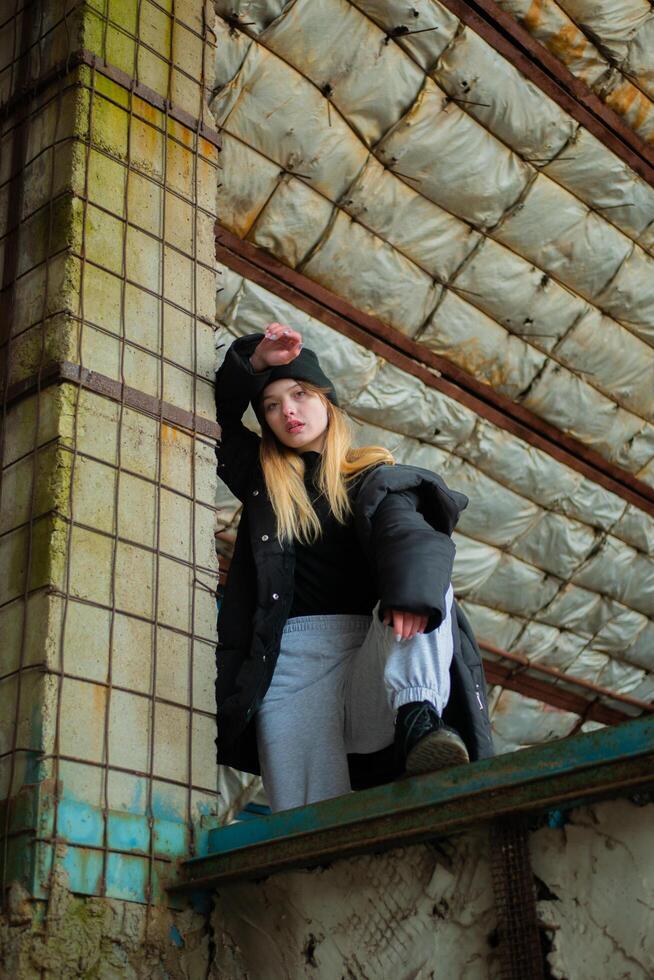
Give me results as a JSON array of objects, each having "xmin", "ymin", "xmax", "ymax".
[{"xmin": 395, "ymin": 701, "xmax": 470, "ymax": 776}]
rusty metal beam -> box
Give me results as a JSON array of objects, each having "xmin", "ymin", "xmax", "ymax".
[
  {"xmin": 216, "ymin": 229, "xmax": 654, "ymax": 517},
  {"xmin": 481, "ymin": 642, "xmax": 653, "ymax": 716},
  {"xmin": 0, "ymin": 48, "xmax": 221, "ymax": 150},
  {"xmin": 435, "ymin": 0, "xmax": 654, "ymax": 184},
  {"xmin": 482, "ymin": 660, "xmax": 638, "ymax": 727},
  {"xmin": 3, "ymin": 361, "xmax": 220, "ymax": 440},
  {"xmin": 168, "ymin": 715, "xmax": 654, "ymax": 890}
]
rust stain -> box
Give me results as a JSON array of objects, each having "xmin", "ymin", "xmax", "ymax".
[
  {"xmin": 133, "ymin": 96, "xmax": 160, "ymax": 126},
  {"xmin": 178, "ymin": 125, "xmax": 194, "ymax": 149},
  {"xmin": 199, "ymin": 137, "xmax": 219, "ymax": 163},
  {"xmin": 161, "ymin": 422, "xmax": 179, "ymax": 446},
  {"xmin": 160, "ymin": 422, "xmax": 178, "ymax": 481},
  {"xmin": 522, "ymin": 0, "xmax": 545, "ymax": 33},
  {"xmin": 604, "ymin": 80, "xmax": 640, "ymax": 119},
  {"xmin": 133, "ymin": 116, "xmax": 163, "ymax": 171},
  {"xmin": 631, "ymin": 90, "xmax": 653, "ymax": 135},
  {"xmin": 549, "ymin": 24, "xmax": 588, "ymax": 67},
  {"xmin": 604, "ymin": 80, "xmax": 654, "ymax": 141},
  {"xmin": 92, "ymin": 683, "xmax": 107, "ymax": 715}
]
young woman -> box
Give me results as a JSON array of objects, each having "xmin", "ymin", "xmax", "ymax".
[{"xmin": 214, "ymin": 324, "xmax": 493, "ymax": 813}]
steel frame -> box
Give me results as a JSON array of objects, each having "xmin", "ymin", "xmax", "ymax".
[{"xmin": 169, "ymin": 714, "xmax": 654, "ymax": 891}]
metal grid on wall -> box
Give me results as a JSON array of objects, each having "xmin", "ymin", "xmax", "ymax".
[
  {"xmin": 0, "ymin": 0, "xmax": 220, "ymax": 906},
  {"xmin": 490, "ymin": 815, "xmax": 545, "ymax": 980}
]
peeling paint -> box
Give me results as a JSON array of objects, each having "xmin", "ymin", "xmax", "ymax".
[{"xmin": 0, "ymin": 868, "xmax": 211, "ymax": 979}]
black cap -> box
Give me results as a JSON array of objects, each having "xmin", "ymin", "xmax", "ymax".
[{"xmin": 251, "ymin": 346, "xmax": 339, "ymax": 419}]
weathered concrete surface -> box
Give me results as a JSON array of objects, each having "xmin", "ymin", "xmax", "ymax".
[
  {"xmin": 531, "ymin": 798, "xmax": 654, "ymax": 979},
  {"xmin": 1, "ymin": 0, "xmax": 220, "ymax": 927},
  {"xmin": 210, "ymin": 830, "xmax": 499, "ymax": 979},
  {"xmin": 0, "ymin": 868, "xmax": 211, "ymax": 980}
]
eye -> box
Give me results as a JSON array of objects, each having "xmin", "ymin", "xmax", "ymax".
[{"xmin": 265, "ymin": 401, "xmax": 277, "ymax": 411}]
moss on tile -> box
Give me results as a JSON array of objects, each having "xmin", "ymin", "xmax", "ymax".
[
  {"xmin": 108, "ymin": 0, "xmax": 139, "ymax": 35},
  {"xmin": 79, "ymin": 6, "xmax": 109, "ymax": 65},
  {"xmin": 140, "ymin": 0, "xmax": 172, "ymax": 58},
  {"xmin": 0, "ymin": 868, "xmax": 210, "ymax": 978},
  {"xmin": 15, "ymin": 194, "xmax": 79, "ymax": 282},
  {"xmin": 90, "ymin": 93, "xmax": 129, "ymax": 160},
  {"xmin": 0, "ymin": 515, "xmax": 67, "ymax": 606},
  {"xmin": 88, "ymin": 149, "xmax": 127, "ymax": 217},
  {"xmin": 6, "ymin": 315, "xmax": 78, "ymax": 390},
  {"xmin": 138, "ymin": 46, "xmax": 170, "ymax": 98},
  {"xmin": 105, "ymin": 23, "xmax": 137, "ymax": 77},
  {"xmin": 84, "ymin": 203, "xmax": 125, "ymax": 275}
]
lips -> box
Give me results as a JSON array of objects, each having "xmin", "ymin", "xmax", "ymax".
[{"xmin": 286, "ymin": 421, "xmax": 305, "ymax": 433}]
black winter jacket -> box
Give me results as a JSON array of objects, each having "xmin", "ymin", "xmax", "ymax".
[{"xmin": 214, "ymin": 333, "xmax": 494, "ymax": 781}]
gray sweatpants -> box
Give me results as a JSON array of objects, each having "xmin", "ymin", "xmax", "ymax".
[{"xmin": 256, "ymin": 587, "xmax": 454, "ymax": 812}]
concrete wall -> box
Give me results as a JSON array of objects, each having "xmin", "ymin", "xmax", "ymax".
[
  {"xmin": 0, "ymin": 866, "xmax": 210, "ymax": 979},
  {"xmin": 211, "ymin": 830, "xmax": 500, "ymax": 979},
  {"xmin": 531, "ymin": 798, "xmax": 654, "ymax": 979},
  {"xmin": 1, "ymin": 0, "xmax": 220, "ymax": 920},
  {"xmin": 208, "ymin": 798, "xmax": 654, "ymax": 980}
]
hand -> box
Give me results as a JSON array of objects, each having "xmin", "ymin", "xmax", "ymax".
[
  {"xmin": 382, "ymin": 608, "xmax": 428, "ymax": 641},
  {"xmin": 250, "ymin": 323, "xmax": 303, "ymax": 371}
]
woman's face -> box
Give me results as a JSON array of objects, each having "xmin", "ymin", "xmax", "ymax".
[{"xmin": 261, "ymin": 378, "xmax": 329, "ymax": 453}]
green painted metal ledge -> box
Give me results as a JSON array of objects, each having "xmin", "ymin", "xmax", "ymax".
[{"xmin": 168, "ymin": 716, "xmax": 654, "ymax": 893}]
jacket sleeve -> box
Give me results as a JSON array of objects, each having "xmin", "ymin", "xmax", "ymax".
[
  {"xmin": 370, "ymin": 488, "xmax": 456, "ymax": 631},
  {"xmin": 214, "ymin": 332, "xmax": 272, "ymax": 502}
]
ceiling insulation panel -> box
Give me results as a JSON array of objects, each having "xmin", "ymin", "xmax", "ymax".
[
  {"xmin": 212, "ymin": 7, "xmax": 654, "ymax": 492},
  {"xmin": 494, "ymin": 0, "xmax": 654, "ymax": 144}
]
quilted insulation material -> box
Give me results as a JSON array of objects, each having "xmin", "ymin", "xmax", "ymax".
[
  {"xmin": 494, "ymin": 0, "xmax": 654, "ymax": 148},
  {"xmin": 211, "ymin": 0, "xmax": 654, "ymax": 757}
]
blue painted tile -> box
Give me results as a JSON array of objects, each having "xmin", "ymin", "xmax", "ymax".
[
  {"xmin": 57, "ymin": 797, "xmax": 104, "ymax": 847},
  {"xmin": 61, "ymin": 845, "xmax": 104, "ymax": 896},
  {"xmin": 153, "ymin": 818, "xmax": 187, "ymax": 858},
  {"xmin": 107, "ymin": 811, "xmax": 149, "ymax": 852},
  {"xmin": 151, "ymin": 780, "xmax": 186, "ymax": 822},
  {"xmin": 105, "ymin": 851, "xmax": 149, "ymax": 903}
]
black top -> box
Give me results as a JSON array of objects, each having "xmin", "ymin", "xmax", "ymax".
[{"xmin": 288, "ymin": 452, "xmax": 378, "ymax": 618}]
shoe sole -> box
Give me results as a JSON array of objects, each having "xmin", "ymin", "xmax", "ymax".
[{"xmin": 405, "ymin": 731, "xmax": 470, "ymax": 776}]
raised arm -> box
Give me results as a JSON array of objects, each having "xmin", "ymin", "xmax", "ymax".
[{"xmin": 214, "ymin": 325, "xmax": 302, "ymax": 500}]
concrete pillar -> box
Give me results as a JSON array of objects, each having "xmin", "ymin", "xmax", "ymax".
[{"xmin": 1, "ymin": 0, "xmax": 219, "ymax": 967}]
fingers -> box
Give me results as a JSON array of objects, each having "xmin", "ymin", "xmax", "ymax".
[
  {"xmin": 263, "ymin": 323, "xmax": 303, "ymax": 347},
  {"xmin": 387, "ymin": 610, "xmax": 428, "ymax": 641},
  {"xmin": 260, "ymin": 324, "xmax": 303, "ymax": 365}
]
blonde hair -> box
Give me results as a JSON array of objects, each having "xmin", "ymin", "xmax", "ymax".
[{"xmin": 259, "ymin": 382, "xmax": 394, "ymax": 545}]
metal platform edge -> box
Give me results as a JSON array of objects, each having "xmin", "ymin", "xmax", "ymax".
[{"xmin": 168, "ymin": 715, "xmax": 654, "ymax": 893}]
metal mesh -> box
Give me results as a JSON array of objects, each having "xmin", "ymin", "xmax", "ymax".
[
  {"xmin": 490, "ymin": 815, "xmax": 545, "ymax": 980},
  {"xmin": 1, "ymin": 0, "xmax": 219, "ymax": 910}
]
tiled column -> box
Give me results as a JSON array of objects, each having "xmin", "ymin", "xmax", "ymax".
[{"xmin": 1, "ymin": 0, "xmax": 220, "ymax": 914}]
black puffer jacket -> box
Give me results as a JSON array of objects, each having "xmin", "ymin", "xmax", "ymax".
[{"xmin": 214, "ymin": 334, "xmax": 494, "ymax": 780}]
